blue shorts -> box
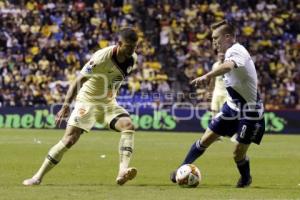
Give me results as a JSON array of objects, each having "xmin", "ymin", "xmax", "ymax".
[{"xmin": 209, "ymin": 103, "xmax": 265, "ymax": 145}]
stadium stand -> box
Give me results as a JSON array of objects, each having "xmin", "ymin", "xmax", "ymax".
[{"xmin": 0, "ymin": 0, "xmax": 299, "ymax": 109}]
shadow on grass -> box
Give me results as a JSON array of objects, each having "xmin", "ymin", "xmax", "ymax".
[{"xmin": 18, "ymin": 183, "xmax": 297, "ymax": 191}]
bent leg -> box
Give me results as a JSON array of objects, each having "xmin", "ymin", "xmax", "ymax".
[
  {"xmin": 23, "ymin": 126, "xmax": 84, "ymax": 186},
  {"xmin": 233, "ymin": 142, "xmax": 252, "ymax": 188},
  {"xmin": 181, "ymin": 127, "xmax": 221, "ymax": 165},
  {"xmin": 112, "ymin": 116, "xmax": 137, "ymax": 185},
  {"xmin": 170, "ymin": 128, "xmax": 221, "ymax": 183}
]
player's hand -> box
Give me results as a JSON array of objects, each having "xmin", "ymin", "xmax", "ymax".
[
  {"xmin": 190, "ymin": 75, "xmax": 210, "ymax": 87},
  {"xmin": 55, "ymin": 104, "xmax": 70, "ymax": 127}
]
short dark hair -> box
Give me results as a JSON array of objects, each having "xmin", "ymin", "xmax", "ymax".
[
  {"xmin": 210, "ymin": 20, "xmax": 236, "ymax": 36},
  {"xmin": 119, "ymin": 27, "xmax": 138, "ymax": 43}
]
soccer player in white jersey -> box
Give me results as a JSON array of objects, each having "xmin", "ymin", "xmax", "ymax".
[
  {"xmin": 170, "ymin": 20, "xmax": 265, "ymax": 188},
  {"xmin": 23, "ymin": 27, "xmax": 139, "ymax": 186}
]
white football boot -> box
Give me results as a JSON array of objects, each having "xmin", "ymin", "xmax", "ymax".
[
  {"xmin": 22, "ymin": 177, "xmax": 41, "ymax": 186},
  {"xmin": 116, "ymin": 167, "xmax": 137, "ymax": 185}
]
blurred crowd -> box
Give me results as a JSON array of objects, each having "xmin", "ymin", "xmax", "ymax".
[{"xmin": 0, "ymin": 0, "xmax": 299, "ymax": 109}]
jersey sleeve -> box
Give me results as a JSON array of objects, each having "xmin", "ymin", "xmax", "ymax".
[
  {"xmin": 80, "ymin": 59, "xmax": 98, "ymax": 76},
  {"xmin": 224, "ymin": 47, "xmax": 247, "ymax": 68},
  {"xmin": 80, "ymin": 49, "xmax": 108, "ymax": 76}
]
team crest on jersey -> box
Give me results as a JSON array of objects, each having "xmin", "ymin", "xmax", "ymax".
[
  {"xmin": 85, "ymin": 60, "xmax": 96, "ymax": 74},
  {"xmin": 85, "ymin": 67, "xmax": 92, "ymax": 73}
]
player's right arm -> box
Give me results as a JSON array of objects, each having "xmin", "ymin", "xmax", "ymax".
[
  {"xmin": 55, "ymin": 48, "xmax": 108, "ymax": 126},
  {"xmin": 55, "ymin": 48, "xmax": 109, "ymax": 126},
  {"xmin": 63, "ymin": 75, "xmax": 89, "ymax": 107},
  {"xmin": 191, "ymin": 61, "xmax": 234, "ymax": 87},
  {"xmin": 55, "ymin": 74, "xmax": 89, "ymax": 127}
]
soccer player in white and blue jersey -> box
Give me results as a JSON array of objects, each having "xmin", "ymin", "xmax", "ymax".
[{"xmin": 170, "ymin": 20, "xmax": 265, "ymax": 188}]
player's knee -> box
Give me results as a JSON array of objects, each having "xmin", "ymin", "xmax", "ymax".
[
  {"xmin": 122, "ymin": 122, "xmax": 135, "ymax": 132},
  {"xmin": 200, "ymin": 128, "xmax": 219, "ymax": 147},
  {"xmin": 233, "ymin": 143, "xmax": 249, "ymax": 162},
  {"xmin": 117, "ymin": 118, "xmax": 135, "ymax": 132},
  {"xmin": 62, "ymin": 135, "xmax": 78, "ymax": 148},
  {"xmin": 62, "ymin": 129, "xmax": 83, "ymax": 148},
  {"xmin": 233, "ymin": 149, "xmax": 246, "ymax": 162}
]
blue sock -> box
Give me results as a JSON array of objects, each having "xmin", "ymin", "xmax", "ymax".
[
  {"xmin": 236, "ymin": 157, "xmax": 250, "ymax": 180},
  {"xmin": 181, "ymin": 140, "xmax": 207, "ymax": 165}
]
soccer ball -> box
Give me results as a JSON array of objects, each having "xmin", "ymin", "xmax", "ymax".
[{"xmin": 176, "ymin": 164, "xmax": 201, "ymax": 187}]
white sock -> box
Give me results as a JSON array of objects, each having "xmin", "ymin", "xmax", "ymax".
[
  {"xmin": 34, "ymin": 140, "xmax": 68, "ymax": 180},
  {"xmin": 118, "ymin": 130, "xmax": 134, "ymax": 174}
]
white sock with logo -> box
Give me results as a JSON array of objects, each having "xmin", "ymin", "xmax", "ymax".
[
  {"xmin": 33, "ymin": 140, "xmax": 68, "ymax": 180},
  {"xmin": 118, "ymin": 130, "xmax": 134, "ymax": 175}
]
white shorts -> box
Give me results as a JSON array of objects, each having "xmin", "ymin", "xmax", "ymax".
[{"xmin": 68, "ymin": 100, "xmax": 129, "ymax": 132}]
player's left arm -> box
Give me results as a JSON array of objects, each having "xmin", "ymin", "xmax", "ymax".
[
  {"xmin": 191, "ymin": 61, "xmax": 234, "ymax": 87},
  {"xmin": 192, "ymin": 47, "xmax": 245, "ymax": 87},
  {"xmin": 206, "ymin": 61, "xmax": 234, "ymax": 79}
]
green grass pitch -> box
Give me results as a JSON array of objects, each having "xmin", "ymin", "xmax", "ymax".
[{"xmin": 0, "ymin": 129, "xmax": 300, "ymax": 200}]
